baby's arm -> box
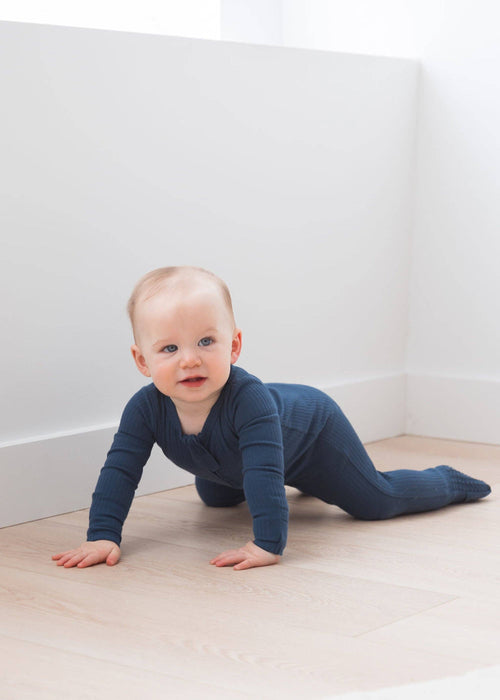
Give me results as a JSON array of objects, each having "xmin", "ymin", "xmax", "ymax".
[
  {"xmin": 213, "ymin": 381, "xmax": 288, "ymax": 570},
  {"xmin": 52, "ymin": 540, "xmax": 120, "ymax": 568},
  {"xmin": 52, "ymin": 390, "xmax": 155, "ymax": 569}
]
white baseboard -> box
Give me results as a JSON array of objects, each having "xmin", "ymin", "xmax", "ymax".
[
  {"xmin": 0, "ymin": 373, "xmax": 406, "ymax": 528},
  {"xmin": 406, "ymin": 373, "xmax": 500, "ymax": 445},
  {"xmin": 0, "ymin": 428, "xmax": 193, "ymax": 529}
]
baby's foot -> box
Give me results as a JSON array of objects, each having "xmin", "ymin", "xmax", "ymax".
[{"xmin": 439, "ymin": 465, "xmax": 492, "ymax": 502}]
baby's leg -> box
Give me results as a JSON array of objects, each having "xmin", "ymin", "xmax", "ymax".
[
  {"xmin": 295, "ymin": 404, "xmax": 491, "ymax": 520},
  {"xmin": 195, "ymin": 477, "xmax": 246, "ymax": 507}
]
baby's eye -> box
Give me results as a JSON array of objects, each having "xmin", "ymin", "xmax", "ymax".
[
  {"xmin": 198, "ymin": 337, "xmax": 214, "ymax": 347},
  {"xmin": 162, "ymin": 344, "xmax": 178, "ymax": 353}
]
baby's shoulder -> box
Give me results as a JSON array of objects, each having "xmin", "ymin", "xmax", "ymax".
[
  {"xmin": 226, "ymin": 365, "xmax": 272, "ymax": 400},
  {"xmin": 223, "ymin": 366, "xmax": 277, "ymax": 419},
  {"xmin": 125, "ymin": 382, "xmax": 160, "ymax": 408},
  {"xmin": 120, "ymin": 382, "xmax": 165, "ymax": 426}
]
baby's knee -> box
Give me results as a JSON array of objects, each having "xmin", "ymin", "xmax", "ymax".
[
  {"xmin": 200, "ymin": 495, "xmax": 244, "ymax": 508},
  {"xmin": 195, "ymin": 478, "xmax": 245, "ymax": 508},
  {"xmin": 351, "ymin": 510, "xmax": 384, "ymax": 521},
  {"xmin": 344, "ymin": 501, "xmax": 393, "ymax": 521}
]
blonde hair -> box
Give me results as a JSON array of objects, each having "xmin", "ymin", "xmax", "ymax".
[{"xmin": 127, "ymin": 266, "xmax": 235, "ymax": 339}]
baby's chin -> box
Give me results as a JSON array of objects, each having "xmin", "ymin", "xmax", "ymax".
[{"xmin": 153, "ymin": 379, "xmax": 227, "ymax": 403}]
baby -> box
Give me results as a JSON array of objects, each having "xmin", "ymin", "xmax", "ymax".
[{"xmin": 53, "ymin": 266, "xmax": 491, "ymax": 571}]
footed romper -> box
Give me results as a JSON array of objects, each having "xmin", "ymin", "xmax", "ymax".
[{"xmin": 88, "ymin": 365, "xmax": 491, "ymax": 555}]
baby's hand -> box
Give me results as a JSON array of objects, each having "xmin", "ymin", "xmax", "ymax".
[
  {"xmin": 52, "ymin": 540, "xmax": 121, "ymax": 568},
  {"xmin": 210, "ymin": 540, "xmax": 280, "ymax": 570}
]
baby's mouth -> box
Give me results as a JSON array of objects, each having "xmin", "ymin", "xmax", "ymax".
[{"xmin": 180, "ymin": 377, "xmax": 207, "ymax": 386}]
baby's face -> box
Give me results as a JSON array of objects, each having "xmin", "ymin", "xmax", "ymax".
[{"xmin": 131, "ymin": 282, "xmax": 241, "ymax": 412}]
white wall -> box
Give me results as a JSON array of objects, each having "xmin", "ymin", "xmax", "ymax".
[
  {"xmin": 278, "ymin": 0, "xmax": 500, "ymax": 443},
  {"xmin": 281, "ymin": 1, "xmax": 444, "ymax": 59},
  {"xmin": 405, "ymin": 2, "xmax": 500, "ymax": 441},
  {"xmin": 0, "ymin": 21, "xmax": 417, "ymax": 526},
  {"xmin": 0, "ymin": 1, "xmax": 221, "ymax": 39},
  {"xmin": 220, "ymin": 0, "xmax": 283, "ymax": 45}
]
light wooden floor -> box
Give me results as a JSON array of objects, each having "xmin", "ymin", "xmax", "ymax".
[{"xmin": 1, "ymin": 435, "xmax": 499, "ymax": 699}]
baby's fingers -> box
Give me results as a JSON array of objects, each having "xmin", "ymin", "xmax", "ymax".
[
  {"xmin": 233, "ymin": 558, "xmax": 256, "ymax": 571},
  {"xmin": 210, "ymin": 549, "xmax": 244, "ymax": 567},
  {"xmin": 54, "ymin": 550, "xmax": 86, "ymax": 567},
  {"xmin": 76, "ymin": 551, "xmax": 103, "ymax": 568},
  {"xmin": 52, "ymin": 549, "xmax": 76, "ymax": 565},
  {"xmin": 53, "ymin": 540, "xmax": 119, "ymax": 569},
  {"xmin": 77, "ymin": 548, "xmax": 119, "ymax": 568},
  {"xmin": 52, "ymin": 551, "xmax": 67, "ymax": 561},
  {"xmin": 52, "ymin": 549, "xmax": 82, "ymax": 561}
]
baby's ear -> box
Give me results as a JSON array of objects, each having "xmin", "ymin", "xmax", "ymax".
[
  {"xmin": 131, "ymin": 345, "xmax": 151, "ymax": 377},
  {"xmin": 231, "ymin": 330, "xmax": 242, "ymax": 364}
]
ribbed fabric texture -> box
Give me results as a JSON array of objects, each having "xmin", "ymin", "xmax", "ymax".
[
  {"xmin": 88, "ymin": 366, "xmax": 291, "ymax": 554},
  {"xmin": 88, "ymin": 365, "xmax": 491, "ymax": 555}
]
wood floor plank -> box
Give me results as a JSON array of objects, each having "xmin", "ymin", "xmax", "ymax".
[
  {"xmin": 358, "ymin": 597, "xmax": 500, "ymax": 665},
  {"xmin": 0, "ymin": 633, "xmax": 256, "ymax": 700},
  {"xmin": 1, "ymin": 435, "xmax": 498, "ymax": 698},
  {"xmin": 0, "ymin": 573, "xmax": 474, "ymax": 698},
  {"xmin": 0, "ymin": 529, "xmax": 454, "ymax": 639}
]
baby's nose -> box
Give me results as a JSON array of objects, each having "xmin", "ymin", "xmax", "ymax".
[{"xmin": 179, "ymin": 351, "xmax": 202, "ymax": 368}]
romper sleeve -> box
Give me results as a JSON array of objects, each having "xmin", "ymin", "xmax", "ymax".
[
  {"xmin": 232, "ymin": 380, "xmax": 289, "ymax": 555},
  {"xmin": 87, "ymin": 389, "xmax": 156, "ymax": 546}
]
